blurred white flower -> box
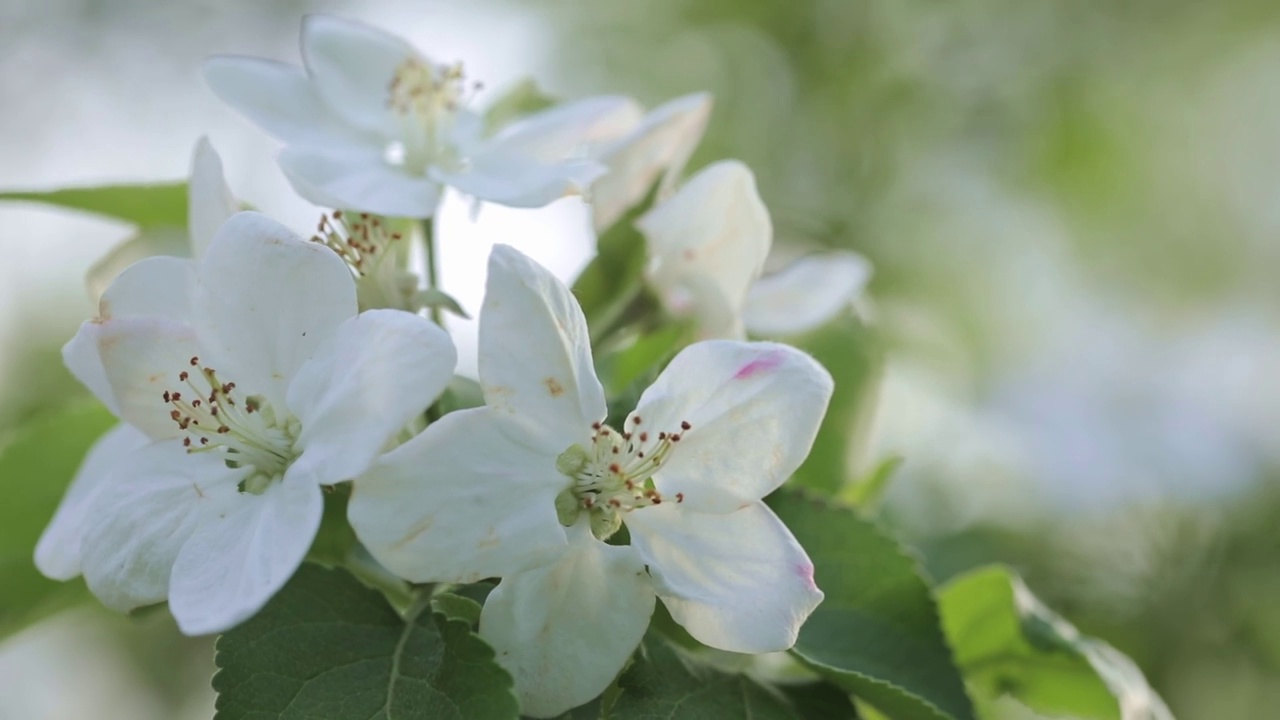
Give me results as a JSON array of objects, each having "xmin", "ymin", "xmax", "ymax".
[
  {"xmin": 637, "ymin": 159, "xmax": 871, "ymax": 339},
  {"xmin": 41, "ymin": 211, "xmax": 455, "ymax": 635},
  {"xmin": 204, "ymin": 15, "xmax": 635, "ymax": 218},
  {"xmin": 349, "ymin": 245, "xmax": 830, "ymax": 717},
  {"xmin": 589, "ymin": 92, "xmax": 712, "ymax": 232},
  {"xmin": 86, "ymin": 137, "xmax": 238, "ymax": 301}
]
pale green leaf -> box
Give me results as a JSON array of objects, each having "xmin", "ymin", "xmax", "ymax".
[{"xmin": 0, "ymin": 181, "xmax": 188, "ymax": 229}]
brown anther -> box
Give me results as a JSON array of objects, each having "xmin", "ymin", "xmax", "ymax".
[
  {"xmin": 623, "ymin": 432, "xmax": 632, "ymax": 441},
  {"xmin": 611, "ymin": 447, "xmax": 619, "ymax": 454},
  {"xmin": 651, "ymin": 496, "xmax": 662, "ymax": 504},
  {"xmin": 608, "ymin": 498, "xmax": 622, "ymax": 508},
  {"xmin": 671, "ymin": 434, "xmax": 682, "ymax": 442},
  {"xmin": 391, "ymin": 233, "xmax": 402, "ymax": 240},
  {"xmin": 638, "ymin": 452, "xmax": 645, "ymax": 459},
  {"xmin": 183, "ymin": 437, "xmax": 191, "ymax": 447},
  {"xmin": 171, "ymin": 392, "xmax": 182, "ymax": 401},
  {"xmin": 217, "ymin": 426, "xmax": 230, "ymax": 434},
  {"xmin": 211, "ymin": 407, "xmax": 219, "ymax": 416},
  {"xmin": 608, "ymin": 463, "xmax": 621, "ymax": 474},
  {"xmin": 190, "ymin": 356, "xmax": 199, "ymax": 366},
  {"xmin": 675, "ymin": 492, "xmax": 685, "ymax": 503},
  {"xmin": 179, "ymin": 371, "xmax": 189, "ymax": 381},
  {"xmin": 170, "ymin": 409, "xmax": 181, "ymax": 420},
  {"xmin": 592, "ymin": 421, "xmax": 602, "ymax": 430},
  {"xmin": 200, "ymin": 438, "xmax": 209, "ymax": 446},
  {"xmin": 192, "ymin": 399, "xmax": 202, "ymax": 408},
  {"xmin": 624, "ymin": 479, "xmax": 635, "ymax": 490},
  {"xmin": 639, "ymin": 432, "xmax": 649, "ymax": 442},
  {"xmin": 658, "ymin": 432, "xmax": 668, "ymax": 440},
  {"xmin": 333, "ymin": 210, "xmax": 343, "ymax": 218},
  {"xmin": 163, "ymin": 391, "xmax": 171, "ymax": 402},
  {"xmin": 680, "ymin": 421, "xmax": 692, "ymax": 431},
  {"xmin": 632, "ymin": 415, "xmax": 643, "ymax": 425}
]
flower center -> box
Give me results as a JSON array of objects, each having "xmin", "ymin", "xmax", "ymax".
[
  {"xmin": 386, "ymin": 57, "xmax": 475, "ymax": 175},
  {"xmin": 163, "ymin": 356, "xmax": 299, "ymax": 494},
  {"xmin": 555, "ymin": 415, "xmax": 690, "ymax": 539},
  {"xmin": 312, "ymin": 211, "xmax": 417, "ymax": 311}
]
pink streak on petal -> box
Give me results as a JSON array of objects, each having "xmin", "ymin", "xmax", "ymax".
[
  {"xmin": 734, "ymin": 351, "xmax": 783, "ymax": 380},
  {"xmin": 795, "ymin": 562, "xmax": 817, "ymax": 590}
]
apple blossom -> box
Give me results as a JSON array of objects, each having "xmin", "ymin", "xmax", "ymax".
[
  {"xmin": 203, "ymin": 15, "xmax": 638, "ymax": 218},
  {"xmin": 348, "ymin": 245, "xmax": 830, "ymax": 716},
  {"xmin": 638, "ymin": 159, "xmax": 874, "ymax": 339},
  {"xmin": 42, "ymin": 211, "xmax": 456, "ymax": 635}
]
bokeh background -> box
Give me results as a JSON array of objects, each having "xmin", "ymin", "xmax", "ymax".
[{"xmin": 4, "ymin": 1, "xmax": 1280, "ymax": 718}]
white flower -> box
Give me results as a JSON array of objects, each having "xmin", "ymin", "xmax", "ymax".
[
  {"xmin": 589, "ymin": 92, "xmax": 713, "ymax": 232},
  {"xmin": 203, "ymin": 15, "xmax": 637, "ymax": 218},
  {"xmin": 42, "ymin": 211, "xmax": 456, "ymax": 635},
  {"xmin": 348, "ymin": 245, "xmax": 830, "ymax": 717},
  {"xmin": 638, "ymin": 159, "xmax": 873, "ymax": 339},
  {"xmin": 86, "ymin": 137, "xmax": 238, "ymax": 301}
]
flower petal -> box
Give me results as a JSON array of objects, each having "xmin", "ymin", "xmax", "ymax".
[
  {"xmin": 636, "ymin": 160, "xmax": 771, "ymax": 339},
  {"xmin": 93, "ymin": 315, "xmax": 204, "ymax": 440},
  {"xmin": 63, "ymin": 322, "xmax": 120, "ymax": 415},
  {"xmin": 349, "ymin": 407, "xmax": 568, "ymax": 583},
  {"xmin": 203, "ymin": 55, "xmax": 369, "ymax": 148},
  {"xmin": 34, "ymin": 423, "xmax": 150, "ymax": 580},
  {"xmin": 279, "ymin": 145, "xmax": 443, "ymax": 218},
  {"xmin": 187, "ymin": 137, "xmax": 239, "ymax": 259},
  {"xmin": 300, "ymin": 14, "xmax": 414, "ymax": 137},
  {"xmin": 480, "ymin": 522, "xmax": 654, "ymax": 718},
  {"xmin": 743, "ymin": 252, "xmax": 873, "ymax": 337},
  {"xmin": 169, "ymin": 472, "xmax": 323, "ymax": 635},
  {"xmin": 485, "ymin": 95, "xmax": 643, "ymax": 163},
  {"xmin": 479, "ymin": 245, "xmax": 607, "ymax": 453},
  {"xmin": 80, "ymin": 440, "xmax": 245, "ymax": 613},
  {"xmin": 85, "ymin": 228, "xmax": 190, "ymax": 305},
  {"xmin": 194, "ymin": 211, "xmax": 356, "ymax": 410},
  {"xmin": 98, "ymin": 255, "xmax": 196, "ymax": 322},
  {"xmin": 432, "ymin": 154, "xmax": 605, "ymax": 209},
  {"xmin": 592, "ymin": 92, "xmax": 713, "ymax": 231},
  {"xmin": 286, "ymin": 309, "xmax": 456, "ymax": 487},
  {"xmin": 625, "ymin": 501, "xmax": 823, "ymax": 653},
  {"xmin": 635, "ymin": 340, "xmax": 833, "ymax": 513}
]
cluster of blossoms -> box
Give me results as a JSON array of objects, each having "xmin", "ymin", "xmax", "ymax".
[{"xmin": 35, "ymin": 15, "xmax": 872, "ymax": 717}]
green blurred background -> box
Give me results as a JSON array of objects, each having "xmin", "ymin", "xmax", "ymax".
[{"xmin": 3, "ymin": 0, "xmax": 1280, "ymax": 717}]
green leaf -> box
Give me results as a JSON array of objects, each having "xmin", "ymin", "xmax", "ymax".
[
  {"xmin": 789, "ymin": 317, "xmax": 883, "ymax": 495},
  {"xmin": 938, "ymin": 565, "xmax": 1174, "ymax": 720},
  {"xmin": 609, "ymin": 634, "xmax": 800, "ymax": 719},
  {"xmin": 0, "ymin": 181, "xmax": 188, "ymax": 229},
  {"xmin": 596, "ymin": 320, "xmax": 692, "ymax": 398},
  {"xmin": 769, "ymin": 491, "xmax": 975, "ymax": 720},
  {"xmin": 213, "ymin": 564, "xmax": 519, "ymax": 720},
  {"xmin": 483, "ymin": 78, "xmax": 558, "ymax": 135},
  {"xmin": 416, "ymin": 287, "xmax": 471, "ymax": 319},
  {"xmin": 0, "ymin": 401, "xmax": 116, "ymax": 640},
  {"xmin": 572, "ymin": 214, "xmax": 649, "ymax": 346},
  {"xmin": 839, "ymin": 455, "xmax": 904, "ymax": 511},
  {"xmin": 431, "ymin": 592, "xmax": 483, "ymax": 628}
]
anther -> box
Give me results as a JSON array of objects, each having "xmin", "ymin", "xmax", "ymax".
[
  {"xmin": 680, "ymin": 421, "xmax": 692, "ymax": 431},
  {"xmin": 190, "ymin": 356, "xmax": 199, "ymax": 366},
  {"xmin": 179, "ymin": 371, "xmax": 189, "ymax": 381}
]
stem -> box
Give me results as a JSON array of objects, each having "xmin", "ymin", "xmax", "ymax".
[{"xmin": 421, "ymin": 216, "xmax": 443, "ymax": 327}]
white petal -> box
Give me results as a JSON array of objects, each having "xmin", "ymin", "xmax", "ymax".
[
  {"xmin": 63, "ymin": 322, "xmax": 119, "ymax": 415},
  {"xmin": 480, "ymin": 522, "xmax": 654, "ymax": 718},
  {"xmin": 349, "ymin": 408, "xmax": 568, "ymax": 583},
  {"xmin": 279, "ymin": 146, "xmax": 443, "ymax": 218},
  {"xmin": 34, "ymin": 423, "xmax": 150, "ymax": 580},
  {"xmin": 187, "ymin": 138, "xmax": 239, "ymax": 259},
  {"xmin": 80, "ymin": 440, "xmax": 245, "ymax": 613},
  {"xmin": 592, "ymin": 92, "xmax": 713, "ymax": 231},
  {"xmin": 300, "ymin": 14, "xmax": 414, "ymax": 137},
  {"xmin": 744, "ymin": 252, "xmax": 873, "ymax": 337},
  {"xmin": 194, "ymin": 211, "xmax": 356, "ymax": 410},
  {"xmin": 86, "ymin": 228, "xmax": 190, "ymax": 305},
  {"xmin": 203, "ymin": 56, "xmax": 369, "ymax": 148},
  {"xmin": 479, "ymin": 245, "xmax": 607, "ymax": 453},
  {"xmin": 98, "ymin": 255, "xmax": 196, "ymax": 321},
  {"xmin": 635, "ymin": 340, "xmax": 833, "ymax": 513},
  {"xmin": 433, "ymin": 154, "xmax": 605, "ymax": 209},
  {"xmin": 169, "ymin": 472, "xmax": 323, "ymax": 635},
  {"xmin": 637, "ymin": 160, "xmax": 771, "ymax": 339},
  {"xmin": 625, "ymin": 501, "xmax": 823, "ymax": 653},
  {"xmin": 485, "ymin": 95, "xmax": 643, "ymax": 163},
  {"xmin": 286, "ymin": 309, "xmax": 456, "ymax": 487},
  {"xmin": 93, "ymin": 315, "xmax": 204, "ymax": 440}
]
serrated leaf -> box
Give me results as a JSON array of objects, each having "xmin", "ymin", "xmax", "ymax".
[
  {"xmin": 789, "ymin": 318, "xmax": 883, "ymax": 495},
  {"xmin": 608, "ymin": 634, "xmax": 799, "ymax": 719},
  {"xmin": 769, "ymin": 491, "xmax": 975, "ymax": 720},
  {"xmin": 0, "ymin": 181, "xmax": 188, "ymax": 229},
  {"xmin": 432, "ymin": 592, "xmax": 483, "ymax": 627},
  {"xmin": 483, "ymin": 78, "xmax": 558, "ymax": 135},
  {"xmin": 0, "ymin": 401, "xmax": 115, "ymax": 640},
  {"xmin": 213, "ymin": 564, "xmax": 518, "ymax": 720},
  {"xmin": 938, "ymin": 565, "xmax": 1174, "ymax": 720}
]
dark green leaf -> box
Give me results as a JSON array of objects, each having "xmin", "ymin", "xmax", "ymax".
[
  {"xmin": 436, "ymin": 376, "xmax": 486, "ymax": 417},
  {"xmin": 213, "ymin": 564, "xmax": 518, "ymax": 720},
  {"xmin": 0, "ymin": 401, "xmax": 115, "ymax": 639},
  {"xmin": 609, "ymin": 634, "xmax": 799, "ymax": 719},
  {"xmin": 432, "ymin": 592, "xmax": 483, "ymax": 628},
  {"xmin": 779, "ymin": 682, "xmax": 860, "ymax": 719},
  {"xmin": 0, "ymin": 181, "xmax": 188, "ymax": 229},
  {"xmin": 789, "ymin": 318, "xmax": 883, "ymax": 495},
  {"xmin": 572, "ymin": 217, "xmax": 649, "ymax": 346},
  {"xmin": 769, "ymin": 491, "xmax": 975, "ymax": 720},
  {"xmin": 938, "ymin": 565, "xmax": 1173, "ymax": 720},
  {"xmin": 596, "ymin": 321, "xmax": 692, "ymax": 398},
  {"xmin": 483, "ymin": 78, "xmax": 559, "ymax": 135}
]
